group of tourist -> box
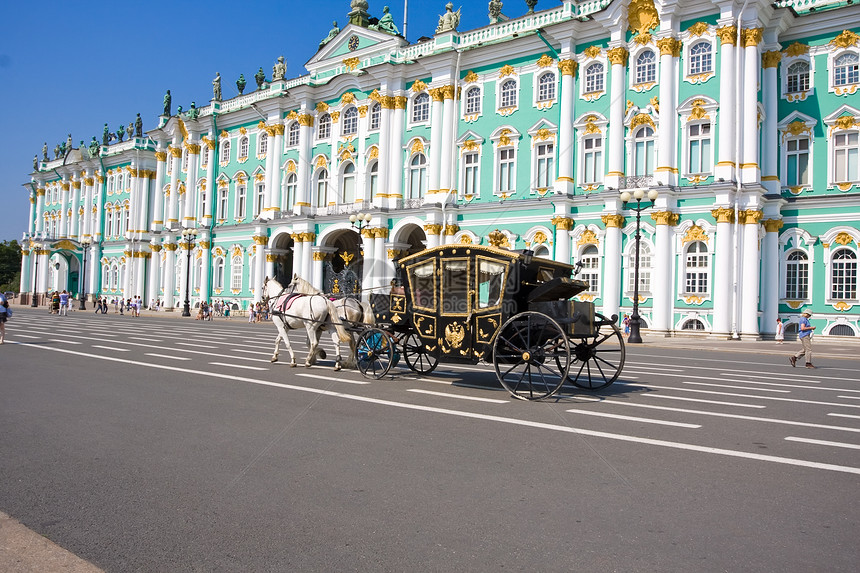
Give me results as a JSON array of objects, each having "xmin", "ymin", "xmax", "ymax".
[
  {"xmin": 92, "ymin": 296, "xmax": 143, "ymax": 316},
  {"xmin": 247, "ymin": 301, "xmax": 269, "ymax": 323}
]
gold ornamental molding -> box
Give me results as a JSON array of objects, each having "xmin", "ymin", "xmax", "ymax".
[
  {"xmin": 833, "ymin": 301, "xmax": 853, "ymax": 311},
  {"xmin": 741, "ymin": 28, "xmax": 763, "ymax": 48},
  {"xmin": 710, "ymin": 207, "xmax": 735, "ymax": 224},
  {"xmin": 783, "ymin": 42, "xmax": 809, "ymax": 58},
  {"xmin": 682, "ymin": 225, "xmax": 708, "ymax": 244},
  {"xmin": 583, "ymin": 45, "xmax": 602, "ymax": 59},
  {"xmin": 834, "ymin": 232, "xmax": 855, "ymax": 246},
  {"xmin": 537, "ymin": 54, "xmax": 554, "ymax": 68},
  {"xmin": 716, "ymin": 25, "xmax": 737, "ymax": 46},
  {"xmin": 601, "ymin": 214, "xmax": 625, "ymax": 228},
  {"xmin": 84, "ymin": 177, "xmax": 94, "ymax": 186},
  {"xmin": 829, "ymin": 30, "xmax": 860, "ymax": 50},
  {"xmin": 657, "ymin": 37, "xmax": 681, "ymax": 57},
  {"xmin": 201, "ymin": 136, "xmax": 216, "ymax": 150},
  {"xmin": 762, "ymin": 51, "xmax": 782, "ymax": 69},
  {"xmin": 169, "ymin": 147, "xmax": 182, "ymax": 158},
  {"xmin": 150, "ymin": 244, "xmax": 162, "ymax": 253},
  {"xmin": 530, "ymin": 231, "xmax": 549, "ymax": 246},
  {"xmin": 684, "ymin": 295, "xmax": 705, "ymax": 305},
  {"xmin": 315, "ymin": 102, "xmax": 329, "ymax": 113},
  {"xmin": 394, "ymin": 96, "xmax": 408, "ymax": 109},
  {"xmin": 36, "ymin": 188, "xmax": 46, "ymax": 196},
  {"xmin": 297, "ymin": 114, "xmax": 315, "ymax": 127},
  {"xmin": 686, "ymin": 22, "xmax": 709, "ymax": 37},
  {"xmin": 164, "ymin": 243, "xmax": 178, "ymax": 251},
  {"xmin": 558, "ymin": 59, "xmax": 578, "ymax": 76},
  {"xmin": 266, "ymin": 254, "xmax": 278, "ymax": 263},
  {"xmin": 577, "ymin": 229, "xmax": 599, "ymax": 247},
  {"xmin": 488, "ymin": 230, "xmax": 511, "ymax": 248},
  {"xmin": 252, "ymin": 235, "xmax": 268, "ymax": 246},
  {"xmin": 631, "ymin": 113, "xmax": 656, "ymax": 130},
  {"xmin": 410, "ymin": 140, "xmax": 425, "ymax": 154},
  {"xmin": 185, "ymin": 143, "xmax": 201, "ymax": 155},
  {"xmin": 651, "ymin": 211, "xmax": 679, "ymax": 226},
  {"xmin": 343, "ymin": 57, "xmax": 360, "ymax": 71},
  {"xmin": 411, "ymin": 79, "xmax": 428, "ymax": 92},
  {"xmin": 551, "ymin": 216, "xmax": 573, "ymax": 230},
  {"xmin": 739, "ymin": 209, "xmax": 763, "ymax": 225},
  {"xmin": 62, "ymin": 182, "xmax": 71, "ymax": 191},
  {"xmin": 311, "ymin": 251, "xmax": 328, "ymax": 262},
  {"xmin": 632, "ymin": 32, "xmax": 652, "ymax": 46},
  {"xmin": 607, "ymin": 47, "xmax": 629, "ymax": 66},
  {"xmin": 762, "ymin": 219, "xmax": 784, "ymax": 233},
  {"xmin": 463, "ymin": 70, "xmax": 479, "ymax": 83},
  {"xmin": 499, "ymin": 64, "xmax": 516, "ymax": 78},
  {"xmin": 627, "ymin": 0, "xmax": 660, "ymax": 37},
  {"xmin": 358, "ymin": 105, "xmax": 368, "ymax": 118},
  {"xmin": 71, "ymin": 181, "xmax": 82, "ymax": 189},
  {"xmin": 429, "ymin": 87, "xmax": 445, "ymax": 102},
  {"xmin": 423, "ymin": 223, "xmax": 443, "ymax": 235},
  {"xmin": 830, "ymin": 115, "xmax": 860, "ymax": 137},
  {"xmin": 443, "ymin": 224, "xmax": 459, "ymax": 236},
  {"xmin": 784, "ymin": 119, "xmax": 813, "ymax": 139},
  {"xmin": 155, "ymin": 151, "xmax": 167, "ymax": 162}
]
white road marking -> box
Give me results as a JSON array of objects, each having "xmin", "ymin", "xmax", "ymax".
[
  {"xmin": 92, "ymin": 345, "xmax": 129, "ymax": 352},
  {"xmin": 682, "ymin": 381, "xmax": 791, "ymax": 393},
  {"xmin": 208, "ymin": 362, "xmax": 268, "ymax": 371},
  {"xmin": 130, "ymin": 337, "xmax": 161, "ymax": 343},
  {"xmin": 566, "ymin": 409, "xmax": 701, "ymax": 428},
  {"xmin": 643, "ymin": 394, "xmax": 767, "ymax": 408},
  {"xmin": 785, "ymin": 437, "xmax": 860, "ymax": 450},
  {"xmin": 50, "ymin": 339, "xmax": 81, "ymax": 345},
  {"xmin": 13, "ymin": 341, "xmax": 860, "ymax": 476},
  {"xmin": 828, "ymin": 413, "xmax": 860, "ymax": 420},
  {"xmin": 11, "ymin": 334, "xmax": 40, "ymax": 339},
  {"xmin": 232, "ymin": 348, "xmax": 272, "ymax": 356},
  {"xmin": 407, "ymin": 389, "xmax": 508, "ymax": 403},
  {"xmin": 176, "ymin": 342, "xmax": 218, "ymax": 349},
  {"xmin": 838, "ymin": 395, "xmax": 860, "ymax": 400},
  {"xmin": 719, "ymin": 372, "xmax": 820, "ymax": 384},
  {"xmin": 295, "ymin": 373, "xmax": 369, "ymax": 385},
  {"xmin": 145, "ymin": 353, "xmax": 190, "ymax": 361},
  {"xmin": 621, "ymin": 382, "xmax": 860, "ymax": 408}
]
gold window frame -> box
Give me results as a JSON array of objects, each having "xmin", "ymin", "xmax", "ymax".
[
  {"xmin": 475, "ymin": 255, "xmax": 509, "ymax": 311},
  {"xmin": 407, "ymin": 259, "xmax": 437, "ymax": 312},
  {"xmin": 440, "ymin": 257, "xmax": 471, "ymax": 317}
]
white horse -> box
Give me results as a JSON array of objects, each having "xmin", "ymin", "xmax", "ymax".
[
  {"xmin": 261, "ymin": 276, "xmax": 352, "ymax": 368},
  {"xmin": 287, "ymin": 276, "xmax": 375, "ymax": 371}
]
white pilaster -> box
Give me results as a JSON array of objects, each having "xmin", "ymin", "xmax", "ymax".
[
  {"xmin": 711, "ymin": 208, "xmax": 734, "ymax": 336},
  {"xmin": 761, "ymin": 51, "xmax": 780, "ymax": 194},
  {"xmin": 439, "ymin": 88, "xmax": 455, "ymax": 193},
  {"xmin": 602, "ymin": 215, "xmax": 623, "ymax": 321},
  {"xmin": 428, "ymin": 91, "xmax": 444, "ymax": 193},
  {"xmin": 167, "ymin": 142, "xmax": 181, "ymax": 227},
  {"xmin": 715, "ymin": 25, "xmax": 737, "ymax": 181},
  {"xmin": 555, "ymin": 59, "xmax": 576, "ymax": 194},
  {"xmin": 152, "ymin": 148, "xmax": 167, "ymax": 230},
  {"xmin": 740, "ymin": 211, "xmax": 762, "ymax": 336},
  {"xmin": 605, "ymin": 46, "xmax": 628, "ymax": 189}
]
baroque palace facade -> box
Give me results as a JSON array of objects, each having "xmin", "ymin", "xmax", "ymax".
[{"xmin": 19, "ymin": 0, "xmax": 860, "ymax": 338}]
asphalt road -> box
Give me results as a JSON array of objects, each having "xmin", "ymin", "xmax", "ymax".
[{"xmin": 1, "ymin": 307, "xmax": 858, "ymax": 572}]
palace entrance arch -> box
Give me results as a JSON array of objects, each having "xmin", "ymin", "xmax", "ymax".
[{"xmin": 322, "ymin": 229, "xmax": 363, "ymax": 297}]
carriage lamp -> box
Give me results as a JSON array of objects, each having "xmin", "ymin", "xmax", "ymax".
[
  {"xmin": 349, "ymin": 212, "xmax": 372, "ymax": 229},
  {"xmin": 180, "ymin": 228, "xmax": 198, "ymax": 317},
  {"xmin": 620, "ymin": 189, "xmax": 659, "ymax": 344},
  {"xmin": 79, "ymin": 236, "xmax": 92, "ymax": 310}
]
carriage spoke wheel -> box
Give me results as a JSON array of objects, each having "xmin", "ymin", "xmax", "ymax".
[
  {"xmin": 356, "ymin": 328, "xmax": 395, "ymax": 379},
  {"xmin": 493, "ymin": 312, "xmax": 570, "ymax": 401},
  {"xmin": 402, "ymin": 332, "xmax": 439, "ymax": 375},
  {"xmin": 567, "ymin": 313, "xmax": 626, "ymax": 391}
]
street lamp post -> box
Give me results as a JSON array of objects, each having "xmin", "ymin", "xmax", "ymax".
[
  {"xmin": 31, "ymin": 241, "xmax": 42, "ymax": 307},
  {"xmin": 180, "ymin": 228, "xmax": 197, "ymax": 317},
  {"xmin": 349, "ymin": 212, "xmax": 373, "ymax": 230},
  {"xmin": 79, "ymin": 237, "xmax": 92, "ymax": 310},
  {"xmin": 620, "ymin": 188, "xmax": 659, "ymax": 344}
]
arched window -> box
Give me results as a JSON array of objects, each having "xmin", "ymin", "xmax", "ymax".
[
  {"xmin": 580, "ymin": 245, "xmax": 600, "ymax": 294},
  {"xmin": 122, "ymin": 203, "xmax": 130, "ymax": 235},
  {"xmin": 537, "ymin": 72, "xmax": 556, "ymax": 101},
  {"xmin": 408, "ymin": 154, "xmax": 427, "ymax": 199},
  {"xmin": 182, "ymin": 149, "xmax": 189, "ymax": 171},
  {"xmin": 533, "ymin": 245, "xmax": 550, "ymax": 259},
  {"xmin": 287, "ymin": 122, "xmax": 300, "ymax": 146},
  {"xmin": 787, "ymin": 61, "xmax": 810, "ymax": 93},
  {"xmin": 785, "ymin": 250, "xmax": 809, "ymax": 299},
  {"xmin": 633, "ymin": 126, "xmax": 656, "ymax": 176},
  {"xmin": 317, "ymin": 113, "xmax": 331, "ymax": 139},
  {"xmin": 682, "ymin": 319, "xmax": 706, "ymax": 331},
  {"xmin": 412, "ymin": 93, "xmax": 430, "ymax": 123},
  {"xmin": 315, "ymin": 168, "xmax": 329, "ymax": 206},
  {"xmin": 831, "ymin": 248, "xmax": 857, "ymax": 299},
  {"xmin": 214, "ymin": 257, "xmax": 225, "ymax": 290},
  {"xmin": 684, "ymin": 241, "xmax": 709, "ymax": 294},
  {"xmin": 689, "ymin": 41, "xmax": 713, "ymax": 75},
  {"xmin": 628, "ymin": 244, "xmax": 652, "ymax": 295},
  {"xmin": 238, "ymin": 136, "xmax": 249, "ymax": 159},
  {"xmin": 220, "ymin": 140, "xmax": 231, "ymax": 163},
  {"xmin": 635, "ymin": 50, "xmax": 656, "ymax": 84},
  {"xmin": 342, "ymin": 107, "xmax": 358, "ymax": 135},
  {"xmin": 500, "ymin": 79, "xmax": 517, "ymax": 108},
  {"xmin": 111, "ymin": 264, "xmax": 119, "ymax": 290},
  {"xmin": 465, "ymin": 86, "xmax": 481, "ymax": 115},
  {"xmin": 368, "ymin": 161, "xmax": 379, "ymax": 201},
  {"xmin": 231, "ymin": 255, "xmax": 243, "ymax": 291},
  {"xmin": 830, "ymin": 324, "xmax": 856, "ymax": 337},
  {"xmin": 119, "ymin": 262, "xmax": 126, "ymax": 292},
  {"xmin": 369, "ymin": 103, "xmax": 381, "ymax": 130},
  {"xmin": 194, "ymin": 257, "xmax": 202, "ymax": 292},
  {"xmin": 584, "ymin": 62, "xmax": 604, "ymax": 93},
  {"xmin": 102, "ymin": 264, "xmax": 109, "ymax": 289},
  {"xmin": 284, "ymin": 173, "xmax": 297, "ymax": 209},
  {"xmin": 834, "ymin": 53, "xmax": 859, "ymax": 86},
  {"xmin": 201, "ymin": 145, "xmax": 209, "ymax": 167},
  {"xmin": 258, "ymin": 132, "xmax": 268, "ymax": 156},
  {"xmin": 341, "ymin": 162, "xmax": 355, "ymax": 204}
]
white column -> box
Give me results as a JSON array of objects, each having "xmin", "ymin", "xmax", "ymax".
[
  {"xmin": 152, "ymin": 149, "xmax": 167, "ymax": 230},
  {"xmin": 740, "ymin": 210, "xmax": 762, "ymax": 336},
  {"xmin": 135, "ymin": 251, "xmax": 147, "ymax": 299},
  {"xmin": 82, "ymin": 180, "xmax": 93, "ymax": 238},
  {"xmin": 428, "ymin": 89, "xmax": 444, "ymax": 194},
  {"xmin": 27, "ymin": 192, "xmax": 36, "ymax": 235},
  {"xmin": 439, "ymin": 87, "xmax": 455, "ymax": 193},
  {"xmin": 656, "ymin": 37, "xmax": 679, "ymax": 186},
  {"xmin": 761, "ymin": 51, "xmax": 781, "ymax": 194},
  {"xmin": 269, "ymin": 124, "xmax": 285, "ymax": 212},
  {"xmin": 35, "ymin": 187, "xmax": 46, "ymax": 235},
  {"xmin": 183, "ymin": 144, "xmax": 200, "ymax": 227},
  {"xmin": 88, "ymin": 243, "xmax": 101, "ymax": 297},
  {"xmin": 60, "ymin": 178, "xmax": 72, "ymax": 238},
  {"xmin": 711, "ymin": 208, "xmax": 734, "ymax": 336},
  {"xmin": 253, "ymin": 229, "xmax": 267, "ymax": 303},
  {"xmin": 715, "ymin": 25, "xmax": 737, "ymax": 182},
  {"xmin": 203, "ymin": 139, "xmax": 216, "ymax": 224},
  {"xmin": 361, "ymin": 230, "xmax": 375, "ymax": 297},
  {"xmin": 555, "ymin": 59, "xmax": 576, "ymax": 194},
  {"xmin": 760, "ymin": 219, "xmax": 782, "ymax": 336},
  {"xmin": 311, "ymin": 250, "xmax": 324, "ymax": 291},
  {"xmin": 262, "ymin": 122, "xmax": 278, "ymax": 217},
  {"xmin": 70, "ymin": 180, "xmax": 81, "ymax": 240},
  {"xmin": 388, "ymin": 97, "xmax": 406, "ymax": 204},
  {"xmin": 265, "ymin": 252, "xmax": 275, "ymax": 280},
  {"xmin": 37, "ymin": 249, "xmax": 49, "ymax": 294},
  {"xmin": 93, "ymin": 172, "xmax": 105, "ymax": 243},
  {"xmin": 292, "ymin": 236, "xmax": 305, "ymax": 280},
  {"xmin": 148, "ymin": 244, "xmax": 162, "ymax": 307},
  {"xmin": 199, "ymin": 232, "xmax": 211, "ymax": 304},
  {"xmin": 137, "ymin": 171, "xmax": 151, "ymax": 235},
  {"xmin": 295, "ymin": 113, "xmax": 313, "ymax": 212},
  {"xmin": 374, "ymin": 229, "xmax": 387, "ymax": 289},
  {"xmin": 606, "ymin": 47, "xmax": 628, "ymax": 189},
  {"xmin": 552, "ymin": 216, "xmax": 572, "ymax": 264},
  {"xmin": 423, "ymin": 223, "xmax": 441, "ymax": 250},
  {"xmin": 163, "ymin": 239, "xmax": 177, "ymax": 309},
  {"xmin": 167, "ymin": 143, "xmax": 182, "ymax": 227},
  {"xmin": 601, "ymin": 214, "xmax": 623, "ymax": 320},
  {"xmin": 128, "ymin": 168, "xmax": 141, "ymax": 234},
  {"xmin": 20, "ymin": 250, "xmax": 31, "ymax": 295},
  {"xmin": 301, "ymin": 235, "xmax": 314, "ymax": 286},
  {"xmin": 741, "ymin": 29, "xmax": 762, "ymax": 184},
  {"xmin": 650, "ymin": 212, "xmax": 675, "ymax": 333}
]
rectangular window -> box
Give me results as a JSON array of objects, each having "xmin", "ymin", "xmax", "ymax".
[
  {"xmin": 254, "ymin": 183, "xmax": 265, "ymax": 218},
  {"xmin": 583, "ymin": 136, "xmax": 603, "ymax": 184},
  {"xmin": 217, "ymin": 188, "xmax": 228, "ymax": 219},
  {"xmin": 786, "ymin": 138, "xmax": 810, "ymax": 186},
  {"xmin": 688, "ymin": 123, "xmax": 712, "ymax": 174},
  {"xmin": 498, "ymin": 148, "xmax": 515, "ymax": 192},
  {"xmin": 236, "ymin": 185, "xmax": 246, "ymax": 219},
  {"xmin": 463, "ymin": 152, "xmax": 478, "ymax": 196},
  {"xmin": 834, "ymin": 132, "xmax": 859, "ymax": 182},
  {"xmin": 535, "ymin": 142, "xmax": 554, "ymax": 188}
]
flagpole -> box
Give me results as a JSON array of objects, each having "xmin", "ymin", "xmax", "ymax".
[{"xmin": 403, "ymin": 0, "xmax": 408, "ymax": 40}]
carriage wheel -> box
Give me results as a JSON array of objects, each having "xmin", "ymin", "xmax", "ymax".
[
  {"xmin": 567, "ymin": 313, "xmax": 626, "ymax": 391},
  {"xmin": 493, "ymin": 312, "xmax": 570, "ymax": 401},
  {"xmin": 402, "ymin": 332, "xmax": 439, "ymax": 375},
  {"xmin": 356, "ymin": 328, "xmax": 395, "ymax": 379}
]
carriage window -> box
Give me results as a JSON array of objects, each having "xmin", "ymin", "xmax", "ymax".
[
  {"xmin": 441, "ymin": 259, "xmax": 469, "ymax": 315},
  {"xmin": 408, "ymin": 261, "xmax": 435, "ymax": 310},
  {"xmin": 477, "ymin": 259, "xmax": 506, "ymax": 309},
  {"xmin": 537, "ymin": 267, "xmax": 554, "ymax": 283}
]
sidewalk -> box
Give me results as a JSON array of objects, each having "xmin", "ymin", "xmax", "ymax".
[{"xmin": 0, "ymin": 512, "xmax": 102, "ymax": 573}]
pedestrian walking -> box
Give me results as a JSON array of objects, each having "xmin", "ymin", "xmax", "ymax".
[
  {"xmin": 775, "ymin": 318, "xmax": 785, "ymax": 344},
  {"xmin": 102, "ymin": 297, "xmax": 108, "ymax": 314},
  {"xmin": 119, "ymin": 298, "xmax": 124, "ymax": 315},
  {"xmin": 51, "ymin": 291, "xmax": 60, "ymax": 314},
  {"xmin": 789, "ymin": 310, "xmax": 816, "ymax": 368},
  {"xmin": 59, "ymin": 290, "xmax": 69, "ymax": 316},
  {"xmin": 0, "ymin": 291, "xmax": 10, "ymax": 344},
  {"xmin": 248, "ymin": 303, "xmax": 256, "ymax": 323},
  {"xmin": 622, "ymin": 314, "xmax": 630, "ymax": 337}
]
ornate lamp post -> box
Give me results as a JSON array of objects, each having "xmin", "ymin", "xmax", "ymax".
[
  {"xmin": 180, "ymin": 228, "xmax": 198, "ymax": 317},
  {"xmin": 619, "ymin": 188, "xmax": 659, "ymax": 344},
  {"xmin": 31, "ymin": 241, "xmax": 42, "ymax": 307},
  {"xmin": 79, "ymin": 236, "xmax": 92, "ymax": 310},
  {"xmin": 349, "ymin": 212, "xmax": 372, "ymax": 230}
]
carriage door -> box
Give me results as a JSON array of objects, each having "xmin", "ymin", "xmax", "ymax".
[
  {"xmin": 473, "ymin": 257, "xmax": 507, "ymax": 355},
  {"xmin": 438, "ymin": 258, "xmax": 473, "ymax": 359}
]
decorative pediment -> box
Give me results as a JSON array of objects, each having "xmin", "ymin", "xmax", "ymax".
[{"xmin": 305, "ymin": 24, "xmax": 406, "ymax": 76}]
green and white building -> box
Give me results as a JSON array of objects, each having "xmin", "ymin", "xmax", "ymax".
[{"xmin": 20, "ymin": 0, "xmax": 860, "ymax": 338}]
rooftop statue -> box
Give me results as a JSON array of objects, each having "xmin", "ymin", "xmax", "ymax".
[
  {"xmin": 33, "ymin": 154, "xmax": 38, "ymax": 171},
  {"xmin": 88, "ymin": 137, "xmax": 100, "ymax": 158},
  {"xmin": 319, "ymin": 21, "xmax": 340, "ymax": 49},
  {"xmin": 255, "ymin": 67, "xmax": 266, "ymax": 90},
  {"xmin": 103, "ymin": 123, "xmax": 111, "ymax": 146},
  {"xmin": 213, "ymin": 73, "xmax": 222, "ymax": 101},
  {"xmin": 375, "ymin": 6, "xmax": 399, "ymax": 35},
  {"xmin": 135, "ymin": 113, "xmax": 143, "ymax": 137},
  {"xmin": 59, "ymin": 141, "xmax": 66, "ymax": 157},
  {"xmin": 237, "ymin": 74, "xmax": 247, "ymax": 95},
  {"xmin": 273, "ymin": 56, "xmax": 286, "ymax": 81},
  {"xmin": 66, "ymin": 133, "xmax": 73, "ymax": 151},
  {"xmin": 42, "ymin": 142, "xmax": 48, "ymax": 161},
  {"xmin": 163, "ymin": 89, "xmax": 171, "ymax": 116},
  {"xmin": 128, "ymin": 121, "xmax": 135, "ymax": 140},
  {"xmin": 348, "ymin": 0, "xmax": 370, "ymax": 26},
  {"xmin": 526, "ymin": 0, "xmax": 537, "ymax": 14},
  {"xmin": 187, "ymin": 101, "xmax": 199, "ymax": 120},
  {"xmin": 116, "ymin": 124, "xmax": 125, "ymax": 143},
  {"xmin": 489, "ymin": 0, "xmax": 503, "ymax": 24},
  {"xmin": 53, "ymin": 144, "xmax": 61, "ymax": 160},
  {"xmin": 437, "ymin": 3, "xmax": 461, "ymax": 34}
]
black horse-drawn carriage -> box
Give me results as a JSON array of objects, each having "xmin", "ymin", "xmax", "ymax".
[{"xmin": 355, "ymin": 244, "xmax": 625, "ymax": 400}]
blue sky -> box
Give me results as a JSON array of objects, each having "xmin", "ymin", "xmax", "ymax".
[{"xmin": 0, "ymin": 0, "xmax": 540, "ymax": 242}]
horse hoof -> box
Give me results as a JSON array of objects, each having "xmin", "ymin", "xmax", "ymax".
[
  {"xmin": 290, "ymin": 363, "xmax": 297, "ymax": 368},
  {"xmin": 270, "ymin": 357, "xmax": 278, "ymax": 363},
  {"xmin": 334, "ymin": 363, "xmax": 342, "ymax": 372},
  {"xmin": 318, "ymin": 349, "xmax": 327, "ymax": 360}
]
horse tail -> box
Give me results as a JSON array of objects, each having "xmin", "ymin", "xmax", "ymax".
[
  {"xmin": 360, "ymin": 300, "xmax": 376, "ymax": 326},
  {"xmin": 325, "ymin": 298, "xmax": 353, "ymax": 343}
]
